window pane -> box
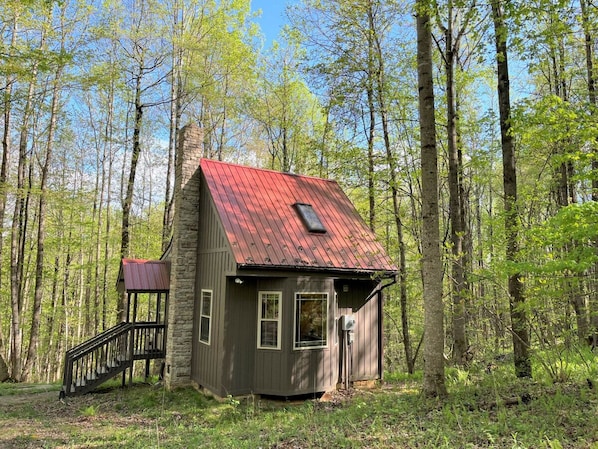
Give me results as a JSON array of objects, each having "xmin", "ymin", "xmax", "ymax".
[
  {"xmin": 295, "ymin": 294, "xmax": 327, "ymax": 348},
  {"xmin": 200, "ymin": 316, "xmax": 210, "ymax": 342},
  {"xmin": 258, "ymin": 292, "xmax": 281, "ymax": 349},
  {"xmin": 260, "ymin": 321, "xmax": 278, "ymax": 347},
  {"xmin": 262, "ymin": 295, "xmax": 278, "ymax": 319},
  {"xmin": 200, "ymin": 290, "xmax": 212, "ymax": 344},
  {"xmin": 201, "ymin": 295, "xmax": 211, "ymax": 316}
]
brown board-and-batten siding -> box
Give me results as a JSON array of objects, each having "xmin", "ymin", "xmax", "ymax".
[
  {"xmin": 336, "ymin": 279, "xmax": 381, "ymax": 381},
  {"xmin": 192, "ymin": 174, "xmax": 236, "ymax": 397},
  {"xmin": 221, "ymin": 277, "xmax": 258, "ymax": 396},
  {"xmin": 253, "ymin": 276, "xmax": 338, "ymax": 396}
]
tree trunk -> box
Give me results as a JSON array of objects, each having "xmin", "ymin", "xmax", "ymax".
[
  {"xmin": 444, "ymin": 3, "xmax": 468, "ymax": 365},
  {"xmin": 416, "ymin": 0, "xmax": 447, "ymax": 397},
  {"xmin": 21, "ymin": 61, "xmax": 63, "ymax": 380},
  {"xmin": 102, "ymin": 49, "xmax": 117, "ymax": 331},
  {"xmin": 9, "ymin": 33, "xmax": 41, "ymax": 379},
  {"xmin": 120, "ymin": 51, "xmax": 145, "ymax": 321},
  {"xmin": 580, "ymin": 0, "xmax": 598, "ymax": 342},
  {"xmin": 163, "ymin": 0, "xmax": 183, "ymax": 251},
  {"xmin": 365, "ymin": 20, "xmax": 376, "ymax": 231},
  {"xmin": 491, "ymin": 0, "xmax": 531, "ymax": 378},
  {"xmin": 367, "ymin": 0, "xmax": 414, "ymax": 374},
  {"xmin": 0, "ymin": 11, "xmax": 19, "ymax": 358}
]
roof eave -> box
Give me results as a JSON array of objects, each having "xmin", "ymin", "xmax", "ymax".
[{"xmin": 236, "ymin": 263, "xmax": 397, "ymax": 279}]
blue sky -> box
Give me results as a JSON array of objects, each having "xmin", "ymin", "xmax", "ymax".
[{"xmin": 251, "ymin": 0, "xmax": 290, "ymax": 44}]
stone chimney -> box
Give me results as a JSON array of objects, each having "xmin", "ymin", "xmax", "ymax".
[{"xmin": 164, "ymin": 123, "xmax": 202, "ymax": 389}]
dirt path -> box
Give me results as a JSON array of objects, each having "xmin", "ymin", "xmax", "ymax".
[
  {"xmin": 1, "ymin": 388, "xmax": 57, "ymax": 406},
  {"xmin": 0, "ymin": 386, "xmax": 128, "ymax": 448}
]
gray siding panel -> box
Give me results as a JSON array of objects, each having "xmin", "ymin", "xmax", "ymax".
[
  {"xmin": 253, "ymin": 277, "xmax": 287, "ymax": 395},
  {"xmin": 192, "ymin": 180, "xmax": 236, "ymax": 397},
  {"xmin": 254, "ymin": 276, "xmax": 338, "ymax": 396},
  {"xmin": 221, "ymin": 278, "xmax": 257, "ymax": 395},
  {"xmin": 336, "ymin": 280, "xmax": 380, "ymax": 381}
]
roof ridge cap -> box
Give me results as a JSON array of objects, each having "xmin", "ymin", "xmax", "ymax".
[{"xmin": 200, "ymin": 158, "xmax": 338, "ymax": 183}]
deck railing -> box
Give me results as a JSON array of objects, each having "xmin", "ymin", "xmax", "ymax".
[{"xmin": 60, "ymin": 322, "xmax": 165, "ymax": 398}]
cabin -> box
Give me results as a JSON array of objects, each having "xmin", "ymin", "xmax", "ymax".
[{"xmin": 60, "ymin": 124, "xmax": 397, "ymax": 399}]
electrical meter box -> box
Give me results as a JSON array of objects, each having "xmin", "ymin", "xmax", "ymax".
[{"xmin": 340, "ymin": 314, "xmax": 356, "ymax": 331}]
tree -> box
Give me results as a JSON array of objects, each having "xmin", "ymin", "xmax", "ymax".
[
  {"xmin": 0, "ymin": 1, "xmax": 21, "ymax": 363},
  {"xmin": 117, "ymin": 0, "xmax": 166, "ymax": 320},
  {"xmin": 491, "ymin": 0, "xmax": 531, "ymax": 378},
  {"xmin": 9, "ymin": 5, "xmax": 46, "ymax": 380},
  {"xmin": 416, "ymin": 0, "xmax": 447, "ymax": 397},
  {"xmin": 580, "ymin": 0, "xmax": 598, "ymax": 342},
  {"xmin": 366, "ymin": 0, "xmax": 416, "ymax": 374},
  {"xmin": 254, "ymin": 36, "xmax": 323, "ymax": 173},
  {"xmin": 433, "ymin": 0, "xmax": 479, "ymax": 365},
  {"xmin": 288, "ymin": 0, "xmax": 382, "ymax": 217},
  {"xmin": 21, "ymin": 1, "xmax": 70, "ymax": 381}
]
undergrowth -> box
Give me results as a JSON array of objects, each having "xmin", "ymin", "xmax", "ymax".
[{"xmin": 0, "ymin": 347, "xmax": 596, "ymax": 448}]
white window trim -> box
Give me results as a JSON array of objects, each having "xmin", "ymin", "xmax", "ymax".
[
  {"xmin": 293, "ymin": 292, "xmax": 329, "ymax": 350},
  {"xmin": 257, "ymin": 291, "xmax": 282, "ymax": 350},
  {"xmin": 199, "ymin": 289, "xmax": 213, "ymax": 345}
]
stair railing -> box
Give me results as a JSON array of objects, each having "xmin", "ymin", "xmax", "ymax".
[
  {"xmin": 60, "ymin": 322, "xmax": 133, "ymax": 397},
  {"xmin": 60, "ymin": 321, "xmax": 167, "ymax": 398}
]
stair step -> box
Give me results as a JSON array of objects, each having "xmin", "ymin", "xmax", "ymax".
[{"xmin": 61, "ymin": 322, "xmax": 165, "ymax": 398}]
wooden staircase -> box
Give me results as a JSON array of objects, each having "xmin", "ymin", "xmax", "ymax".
[{"xmin": 60, "ymin": 322, "xmax": 165, "ymax": 398}]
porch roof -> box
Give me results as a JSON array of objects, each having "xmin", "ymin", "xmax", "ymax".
[{"xmin": 117, "ymin": 259, "xmax": 170, "ymax": 293}]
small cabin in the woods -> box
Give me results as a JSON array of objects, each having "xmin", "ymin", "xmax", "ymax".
[
  {"xmin": 160, "ymin": 124, "xmax": 397, "ymax": 398},
  {"xmin": 60, "ymin": 123, "xmax": 397, "ymax": 399}
]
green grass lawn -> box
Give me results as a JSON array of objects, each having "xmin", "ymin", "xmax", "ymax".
[{"xmin": 1, "ymin": 351, "xmax": 597, "ymax": 448}]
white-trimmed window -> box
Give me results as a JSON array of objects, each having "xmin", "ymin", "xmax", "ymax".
[
  {"xmin": 199, "ymin": 289, "xmax": 213, "ymax": 344},
  {"xmin": 257, "ymin": 291, "xmax": 282, "ymax": 349},
  {"xmin": 294, "ymin": 292, "xmax": 328, "ymax": 349}
]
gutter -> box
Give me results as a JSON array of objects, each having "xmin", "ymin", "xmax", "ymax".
[
  {"xmin": 236, "ymin": 262, "xmax": 397, "ymax": 278},
  {"xmin": 366, "ymin": 274, "xmax": 398, "ymax": 302}
]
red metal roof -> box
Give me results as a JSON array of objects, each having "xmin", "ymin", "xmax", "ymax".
[
  {"xmin": 118, "ymin": 259, "xmax": 170, "ymax": 292},
  {"xmin": 200, "ymin": 159, "xmax": 397, "ymax": 276}
]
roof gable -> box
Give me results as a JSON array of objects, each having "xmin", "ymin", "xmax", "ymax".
[{"xmin": 200, "ymin": 159, "xmax": 397, "ymax": 275}]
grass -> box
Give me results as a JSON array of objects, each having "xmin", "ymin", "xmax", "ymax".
[{"xmin": 0, "ymin": 348, "xmax": 597, "ymax": 448}]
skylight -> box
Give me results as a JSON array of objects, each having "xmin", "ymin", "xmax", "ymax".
[{"xmin": 294, "ymin": 203, "xmax": 327, "ymax": 233}]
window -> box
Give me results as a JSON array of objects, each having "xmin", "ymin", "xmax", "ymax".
[
  {"xmin": 294, "ymin": 293, "xmax": 328, "ymax": 349},
  {"xmin": 199, "ymin": 289, "xmax": 212, "ymax": 344},
  {"xmin": 257, "ymin": 291, "xmax": 282, "ymax": 349},
  {"xmin": 294, "ymin": 203, "xmax": 326, "ymax": 233}
]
